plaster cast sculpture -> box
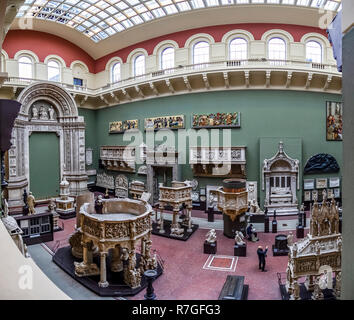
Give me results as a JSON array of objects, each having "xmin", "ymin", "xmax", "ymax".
[
  {"xmin": 158, "ymin": 181, "xmax": 193, "ymax": 237},
  {"xmin": 55, "ymin": 177, "xmax": 75, "ymax": 217},
  {"xmin": 287, "ymin": 232, "xmax": 294, "ymax": 247},
  {"xmin": 27, "ymin": 192, "xmax": 36, "ymax": 215},
  {"xmin": 235, "ymin": 231, "xmax": 245, "ymax": 245},
  {"xmin": 262, "ymin": 141, "xmax": 299, "ymax": 215},
  {"xmin": 285, "ymin": 197, "xmax": 342, "ymax": 300},
  {"xmin": 130, "ymin": 180, "xmax": 146, "ymax": 199},
  {"xmin": 205, "ymin": 229, "xmax": 217, "ymax": 244},
  {"xmin": 8, "ymin": 83, "xmax": 88, "ymax": 210},
  {"xmin": 73, "ymin": 198, "xmax": 154, "ymax": 289},
  {"xmin": 1, "ymin": 196, "xmax": 28, "ymax": 257},
  {"xmin": 48, "ymin": 198, "xmax": 60, "ymax": 231}
]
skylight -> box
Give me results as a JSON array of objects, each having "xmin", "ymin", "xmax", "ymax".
[{"xmin": 16, "ymin": 0, "xmax": 342, "ymax": 43}]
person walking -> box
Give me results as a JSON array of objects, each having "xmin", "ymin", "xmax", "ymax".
[{"xmin": 257, "ymin": 245, "xmax": 268, "ymax": 272}]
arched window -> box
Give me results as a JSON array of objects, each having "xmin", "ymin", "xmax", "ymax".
[
  {"xmin": 229, "ymin": 38, "xmax": 248, "ymax": 60},
  {"xmin": 134, "ymin": 55, "xmax": 145, "ymax": 77},
  {"xmin": 18, "ymin": 56, "xmax": 33, "ymax": 78},
  {"xmin": 48, "ymin": 60, "xmax": 61, "ymax": 82},
  {"xmin": 161, "ymin": 47, "xmax": 174, "ymax": 70},
  {"xmin": 193, "ymin": 41, "xmax": 209, "ymax": 66},
  {"xmin": 306, "ymin": 41, "xmax": 322, "ymax": 64},
  {"xmin": 268, "ymin": 38, "xmax": 286, "ymax": 61},
  {"xmin": 111, "ymin": 62, "xmax": 121, "ymax": 83}
]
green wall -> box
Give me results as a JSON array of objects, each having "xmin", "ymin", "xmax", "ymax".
[
  {"xmin": 29, "ymin": 132, "xmax": 60, "ymax": 199},
  {"xmin": 81, "ymin": 90, "xmax": 342, "ymax": 204}
]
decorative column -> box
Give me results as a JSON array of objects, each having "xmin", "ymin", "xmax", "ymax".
[
  {"xmin": 159, "ymin": 205, "xmax": 165, "ymax": 234},
  {"xmin": 98, "ymin": 252, "xmax": 109, "ymax": 288},
  {"xmin": 187, "ymin": 205, "xmax": 193, "ymax": 232},
  {"xmin": 291, "ymin": 175, "xmax": 297, "ymax": 204},
  {"xmin": 293, "ymin": 279, "xmax": 300, "ymax": 300}
]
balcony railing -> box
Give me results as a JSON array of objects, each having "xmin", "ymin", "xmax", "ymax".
[{"xmin": 3, "ymin": 58, "xmax": 340, "ymax": 97}]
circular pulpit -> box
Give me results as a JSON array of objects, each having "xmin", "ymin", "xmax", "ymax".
[{"xmin": 217, "ymin": 179, "xmax": 248, "ymax": 238}]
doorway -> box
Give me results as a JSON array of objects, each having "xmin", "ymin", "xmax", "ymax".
[{"xmin": 29, "ymin": 132, "xmax": 60, "ymax": 199}]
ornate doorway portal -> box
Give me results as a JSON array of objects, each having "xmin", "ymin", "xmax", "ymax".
[{"xmin": 7, "ymin": 82, "xmax": 88, "ymax": 209}]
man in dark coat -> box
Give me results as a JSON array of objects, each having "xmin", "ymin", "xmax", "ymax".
[{"xmin": 257, "ymin": 246, "xmax": 268, "ymax": 272}]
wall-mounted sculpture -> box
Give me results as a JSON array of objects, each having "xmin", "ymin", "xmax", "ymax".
[
  {"xmin": 100, "ymin": 146, "xmax": 136, "ymax": 172},
  {"xmin": 262, "ymin": 141, "xmax": 299, "ymax": 215},
  {"xmin": 189, "ymin": 146, "xmax": 246, "ymax": 178},
  {"xmin": 96, "ymin": 172, "xmax": 114, "ymax": 190},
  {"xmin": 7, "ymin": 83, "xmax": 88, "ymax": 209},
  {"xmin": 115, "ymin": 174, "xmax": 128, "ymax": 198},
  {"xmin": 304, "ymin": 154, "xmax": 340, "ymax": 174}
]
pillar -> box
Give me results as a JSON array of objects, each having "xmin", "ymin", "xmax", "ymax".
[
  {"xmin": 342, "ymin": 1, "xmax": 354, "ymax": 299},
  {"xmin": 159, "ymin": 205, "xmax": 165, "ymax": 234},
  {"xmin": 98, "ymin": 252, "xmax": 109, "ymax": 288},
  {"xmin": 187, "ymin": 205, "xmax": 193, "ymax": 232}
]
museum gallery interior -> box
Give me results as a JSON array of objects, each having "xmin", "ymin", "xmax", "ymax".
[{"xmin": 0, "ymin": 0, "xmax": 354, "ymax": 301}]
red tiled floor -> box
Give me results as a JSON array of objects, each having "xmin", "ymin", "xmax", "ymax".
[{"xmin": 44, "ymin": 210, "xmax": 305, "ymax": 300}]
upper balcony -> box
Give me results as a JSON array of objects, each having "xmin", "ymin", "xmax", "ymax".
[{"xmin": 1, "ymin": 58, "xmax": 342, "ymax": 108}]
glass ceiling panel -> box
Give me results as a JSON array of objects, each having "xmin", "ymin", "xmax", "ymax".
[{"xmin": 16, "ymin": 0, "xmax": 342, "ymax": 42}]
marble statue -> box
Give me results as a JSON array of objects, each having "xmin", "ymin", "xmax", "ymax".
[
  {"xmin": 48, "ymin": 107, "xmax": 55, "ymax": 120},
  {"xmin": 287, "ymin": 232, "xmax": 294, "ymax": 247},
  {"xmin": 205, "ymin": 229, "xmax": 217, "ymax": 243},
  {"xmin": 32, "ymin": 106, "xmax": 38, "ymax": 119},
  {"xmin": 234, "ymin": 231, "xmax": 245, "ymax": 245},
  {"xmin": 95, "ymin": 195, "xmax": 103, "ymax": 214},
  {"xmin": 39, "ymin": 106, "xmax": 49, "ymax": 120},
  {"xmin": 27, "ymin": 192, "xmax": 36, "ymax": 215}
]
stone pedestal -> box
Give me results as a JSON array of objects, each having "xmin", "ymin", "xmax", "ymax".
[
  {"xmin": 296, "ymin": 225, "xmax": 304, "ymax": 238},
  {"xmin": 264, "ymin": 215, "xmax": 269, "ymax": 233},
  {"xmin": 272, "ymin": 219, "xmax": 277, "ymax": 233},
  {"xmin": 144, "ymin": 269, "xmax": 158, "ymax": 300},
  {"xmin": 204, "ymin": 241, "xmax": 217, "ymax": 254},
  {"xmin": 234, "ymin": 244, "xmax": 247, "ymax": 257},
  {"xmin": 272, "ymin": 234, "xmax": 289, "ymax": 256},
  {"xmin": 207, "ymin": 207, "xmax": 214, "ymax": 222}
]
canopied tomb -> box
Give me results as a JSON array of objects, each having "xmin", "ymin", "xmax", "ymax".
[
  {"xmin": 285, "ymin": 197, "xmax": 342, "ymax": 300},
  {"xmin": 156, "ymin": 181, "xmax": 194, "ymax": 238},
  {"xmin": 262, "ymin": 141, "xmax": 299, "ymax": 215}
]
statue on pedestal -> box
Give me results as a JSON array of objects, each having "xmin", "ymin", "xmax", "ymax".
[
  {"xmin": 234, "ymin": 231, "xmax": 245, "ymax": 245},
  {"xmin": 95, "ymin": 195, "xmax": 103, "ymax": 214},
  {"xmin": 104, "ymin": 188, "xmax": 110, "ymax": 199},
  {"xmin": 287, "ymin": 232, "xmax": 294, "ymax": 247},
  {"xmin": 27, "ymin": 192, "xmax": 36, "ymax": 215},
  {"xmin": 205, "ymin": 229, "xmax": 217, "ymax": 243}
]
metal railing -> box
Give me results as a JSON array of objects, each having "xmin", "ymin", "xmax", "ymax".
[{"xmin": 3, "ymin": 58, "xmax": 340, "ymax": 96}]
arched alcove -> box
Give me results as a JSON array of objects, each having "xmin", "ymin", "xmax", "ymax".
[{"xmin": 7, "ymin": 82, "xmax": 88, "ymax": 208}]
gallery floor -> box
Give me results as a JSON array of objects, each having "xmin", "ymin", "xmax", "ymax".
[{"xmin": 32, "ymin": 208, "xmax": 309, "ymax": 300}]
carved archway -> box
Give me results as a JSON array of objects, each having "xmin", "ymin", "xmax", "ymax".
[{"xmin": 7, "ymin": 82, "xmax": 87, "ymax": 208}]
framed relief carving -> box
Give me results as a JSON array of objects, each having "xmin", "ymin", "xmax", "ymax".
[
  {"xmin": 109, "ymin": 119, "xmax": 139, "ymax": 133},
  {"xmin": 326, "ymin": 101, "xmax": 343, "ymax": 141},
  {"xmin": 316, "ymin": 178, "xmax": 327, "ymax": 189},
  {"xmin": 304, "ymin": 191, "xmax": 311, "ymax": 201},
  {"xmin": 144, "ymin": 115, "xmax": 185, "ymax": 130},
  {"xmin": 334, "ymin": 188, "xmax": 340, "ymax": 198},
  {"xmin": 304, "ymin": 179, "xmax": 315, "ymax": 190},
  {"xmin": 329, "ymin": 177, "xmax": 340, "ymax": 188},
  {"xmin": 192, "ymin": 112, "xmax": 241, "ymax": 129},
  {"xmin": 312, "ymin": 190, "xmax": 318, "ymax": 201},
  {"xmin": 327, "ymin": 188, "xmax": 334, "ymax": 199}
]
